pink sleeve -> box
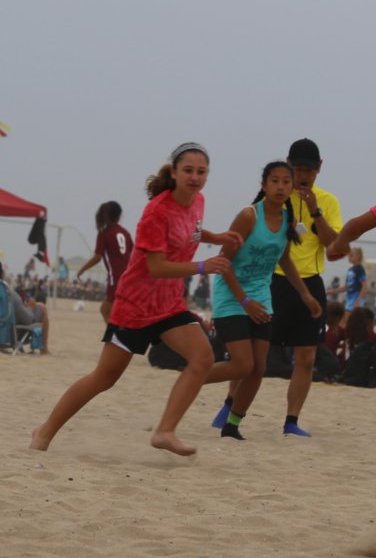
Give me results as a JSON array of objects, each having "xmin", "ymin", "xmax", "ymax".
[
  {"xmin": 370, "ymin": 206, "xmax": 376, "ymax": 218},
  {"xmin": 136, "ymin": 207, "xmax": 168, "ymax": 253}
]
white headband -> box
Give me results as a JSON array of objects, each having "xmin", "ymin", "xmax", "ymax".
[{"xmin": 170, "ymin": 142, "xmax": 209, "ymax": 164}]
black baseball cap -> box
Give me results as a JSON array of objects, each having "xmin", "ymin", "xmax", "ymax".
[{"xmin": 287, "ymin": 138, "xmax": 321, "ymax": 168}]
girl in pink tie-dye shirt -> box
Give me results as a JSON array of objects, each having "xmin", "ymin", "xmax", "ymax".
[{"xmin": 30, "ymin": 142, "xmax": 242, "ymax": 457}]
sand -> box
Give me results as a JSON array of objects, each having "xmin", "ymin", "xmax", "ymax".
[{"xmin": 1, "ymin": 299, "xmax": 375, "ymax": 558}]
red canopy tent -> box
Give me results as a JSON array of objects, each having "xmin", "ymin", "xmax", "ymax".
[
  {"xmin": 0, "ymin": 188, "xmax": 49, "ymax": 264},
  {"xmin": 0, "ymin": 188, "xmax": 47, "ymax": 218}
]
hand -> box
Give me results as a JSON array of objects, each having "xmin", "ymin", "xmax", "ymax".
[
  {"xmin": 296, "ymin": 187, "xmax": 317, "ymax": 215},
  {"xmin": 301, "ymin": 292, "xmax": 322, "ymax": 318},
  {"xmin": 242, "ymin": 298, "xmax": 271, "ymax": 324},
  {"xmin": 326, "ymin": 240, "xmax": 350, "ymax": 261},
  {"xmin": 203, "ymin": 256, "xmax": 231, "ymax": 275},
  {"xmin": 212, "ymin": 231, "xmax": 243, "ymax": 249}
]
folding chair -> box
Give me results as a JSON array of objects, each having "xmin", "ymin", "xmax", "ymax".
[
  {"xmin": 12, "ymin": 322, "xmax": 44, "ymax": 355},
  {"xmin": 0, "ymin": 281, "xmax": 44, "ymax": 355}
]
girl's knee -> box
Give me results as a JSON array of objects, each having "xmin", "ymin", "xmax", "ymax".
[
  {"xmin": 230, "ymin": 359, "xmax": 254, "ymax": 378},
  {"xmin": 254, "ymin": 367, "xmax": 266, "ymax": 383},
  {"xmin": 187, "ymin": 351, "xmax": 214, "ymax": 374},
  {"xmin": 100, "ymin": 377, "xmax": 118, "ymax": 391},
  {"xmin": 296, "ymin": 358, "xmax": 315, "ymax": 373},
  {"xmin": 92, "ymin": 366, "xmax": 123, "ymax": 392}
]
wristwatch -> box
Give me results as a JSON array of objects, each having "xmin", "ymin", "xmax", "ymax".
[{"xmin": 310, "ymin": 208, "xmax": 323, "ymax": 218}]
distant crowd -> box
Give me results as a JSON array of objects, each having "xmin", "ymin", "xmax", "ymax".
[{"xmin": 4, "ymin": 256, "xmax": 106, "ymax": 303}]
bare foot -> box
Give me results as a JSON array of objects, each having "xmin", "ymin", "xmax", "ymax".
[
  {"xmin": 151, "ymin": 431, "xmax": 196, "ymax": 456},
  {"xmin": 29, "ymin": 425, "xmax": 51, "ymax": 451}
]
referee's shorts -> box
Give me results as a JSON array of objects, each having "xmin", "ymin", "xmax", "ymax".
[{"xmin": 270, "ymin": 273, "xmax": 326, "ymax": 347}]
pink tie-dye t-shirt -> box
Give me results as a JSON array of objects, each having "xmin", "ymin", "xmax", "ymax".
[
  {"xmin": 110, "ymin": 189, "xmax": 204, "ymax": 328},
  {"xmin": 370, "ymin": 206, "xmax": 376, "ymax": 218}
]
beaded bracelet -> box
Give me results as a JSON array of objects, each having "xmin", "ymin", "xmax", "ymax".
[
  {"xmin": 240, "ymin": 296, "xmax": 251, "ymax": 308},
  {"xmin": 197, "ymin": 261, "xmax": 205, "ymax": 274}
]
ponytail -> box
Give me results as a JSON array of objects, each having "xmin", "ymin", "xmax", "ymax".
[
  {"xmin": 285, "ymin": 197, "xmax": 301, "ymax": 245},
  {"xmin": 252, "ymin": 188, "xmax": 265, "ymax": 204},
  {"xmin": 145, "ymin": 164, "xmax": 175, "ymax": 200},
  {"xmin": 95, "ymin": 203, "xmax": 108, "ymax": 231}
]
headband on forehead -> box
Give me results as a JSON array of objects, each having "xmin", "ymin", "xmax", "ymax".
[{"xmin": 170, "ymin": 142, "xmax": 209, "ymax": 164}]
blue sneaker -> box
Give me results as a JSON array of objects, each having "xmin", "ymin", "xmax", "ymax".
[
  {"xmin": 283, "ymin": 423, "xmax": 311, "ymax": 437},
  {"xmin": 212, "ymin": 402, "xmax": 231, "ymax": 429}
]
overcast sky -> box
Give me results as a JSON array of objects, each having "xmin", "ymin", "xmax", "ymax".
[{"xmin": 1, "ymin": 0, "xmax": 376, "ymax": 283}]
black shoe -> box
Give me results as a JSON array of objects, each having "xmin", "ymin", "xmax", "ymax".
[{"xmin": 221, "ymin": 423, "xmax": 245, "ymax": 440}]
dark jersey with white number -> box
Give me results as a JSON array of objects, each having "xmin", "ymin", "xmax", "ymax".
[{"xmin": 95, "ymin": 224, "xmax": 133, "ymax": 298}]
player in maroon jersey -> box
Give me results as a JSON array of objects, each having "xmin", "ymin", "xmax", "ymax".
[{"xmin": 77, "ymin": 201, "xmax": 133, "ymax": 322}]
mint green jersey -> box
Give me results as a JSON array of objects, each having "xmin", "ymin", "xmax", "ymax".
[{"xmin": 212, "ymin": 200, "xmax": 288, "ymax": 317}]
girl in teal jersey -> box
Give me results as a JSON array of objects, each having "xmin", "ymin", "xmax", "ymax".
[{"xmin": 209, "ymin": 162, "xmax": 322, "ymax": 440}]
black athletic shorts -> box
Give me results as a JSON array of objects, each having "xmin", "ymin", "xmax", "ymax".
[
  {"xmin": 214, "ymin": 315, "xmax": 272, "ymax": 344},
  {"xmin": 270, "ymin": 273, "xmax": 326, "ymax": 346},
  {"xmin": 102, "ymin": 311, "xmax": 200, "ymax": 355}
]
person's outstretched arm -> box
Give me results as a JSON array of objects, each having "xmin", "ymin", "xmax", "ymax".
[
  {"xmin": 201, "ymin": 229, "xmax": 243, "ymax": 249},
  {"xmin": 327, "ymin": 209, "xmax": 376, "ymax": 260},
  {"xmin": 145, "ymin": 252, "xmax": 231, "ymax": 279},
  {"xmin": 77, "ymin": 254, "xmax": 101, "ymax": 279}
]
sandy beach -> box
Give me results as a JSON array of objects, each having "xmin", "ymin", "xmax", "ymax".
[{"xmin": 1, "ymin": 299, "xmax": 375, "ymax": 558}]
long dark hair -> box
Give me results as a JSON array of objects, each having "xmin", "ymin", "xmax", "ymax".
[
  {"xmin": 95, "ymin": 201, "xmax": 122, "ymax": 231},
  {"xmin": 252, "ymin": 161, "xmax": 300, "ymax": 245},
  {"xmin": 145, "ymin": 143, "xmax": 210, "ymax": 200}
]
